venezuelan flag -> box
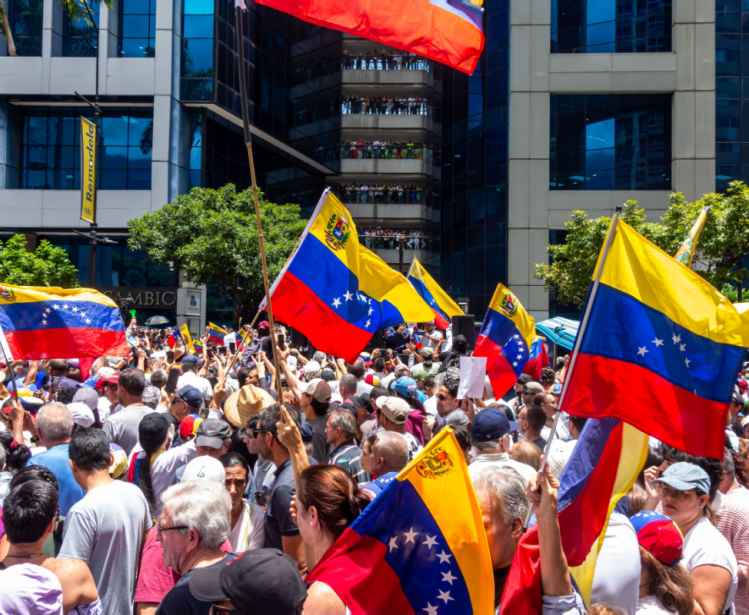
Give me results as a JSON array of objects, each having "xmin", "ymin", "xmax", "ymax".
[
  {"xmin": 193, "ymin": 339, "xmax": 204, "ymax": 352},
  {"xmin": 167, "ymin": 328, "xmax": 183, "ymax": 349},
  {"xmin": 407, "ymin": 258, "xmax": 463, "ymax": 330},
  {"xmin": 473, "ymin": 283, "xmax": 536, "ymax": 398},
  {"xmin": 522, "ymin": 337, "xmax": 551, "ymax": 380},
  {"xmin": 179, "ymin": 324, "xmax": 195, "ymax": 352},
  {"xmin": 255, "ymin": 0, "xmax": 484, "ymax": 74},
  {"xmin": 264, "ymin": 191, "xmax": 433, "ymax": 363},
  {"xmin": 562, "ymin": 220, "xmax": 749, "ymax": 459},
  {"xmin": 208, "ymin": 322, "xmax": 228, "ymax": 345},
  {"xmin": 306, "ymin": 428, "xmax": 493, "ymax": 613},
  {"xmin": 674, "ymin": 206, "xmax": 709, "ymax": 268},
  {"xmin": 0, "ymin": 284, "xmax": 127, "ymax": 359},
  {"xmin": 501, "ymin": 418, "xmax": 649, "ymax": 612}
]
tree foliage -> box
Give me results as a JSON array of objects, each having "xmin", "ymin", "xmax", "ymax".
[
  {"xmin": 0, "ymin": 235, "xmax": 80, "ymax": 288},
  {"xmin": 534, "ymin": 182, "xmax": 749, "ymax": 307},
  {"xmin": 128, "ymin": 185, "xmax": 308, "ymax": 328}
]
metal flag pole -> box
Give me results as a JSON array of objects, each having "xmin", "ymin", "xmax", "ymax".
[
  {"xmin": 522, "ymin": 204, "xmax": 623, "ymax": 530},
  {"xmin": 234, "ymin": 1, "xmax": 284, "ymax": 396}
]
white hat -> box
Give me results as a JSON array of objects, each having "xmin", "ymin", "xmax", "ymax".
[
  {"xmin": 97, "ymin": 366, "xmax": 116, "ymax": 379},
  {"xmin": 67, "ymin": 402, "xmax": 95, "ymax": 428},
  {"xmin": 304, "ymin": 360, "xmax": 321, "ymax": 374},
  {"xmin": 182, "ymin": 456, "xmax": 226, "ymax": 484}
]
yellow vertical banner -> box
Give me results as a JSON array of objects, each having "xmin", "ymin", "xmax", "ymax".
[
  {"xmin": 80, "ymin": 117, "xmax": 97, "ymax": 223},
  {"xmin": 179, "ymin": 323, "xmax": 195, "ymax": 352}
]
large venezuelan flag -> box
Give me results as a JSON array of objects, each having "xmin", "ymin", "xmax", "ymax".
[
  {"xmin": 0, "ymin": 284, "xmax": 128, "ymax": 359},
  {"xmin": 264, "ymin": 191, "xmax": 433, "ymax": 363},
  {"xmin": 306, "ymin": 428, "xmax": 493, "ymax": 613},
  {"xmin": 562, "ymin": 220, "xmax": 749, "ymax": 459},
  {"xmin": 473, "ymin": 283, "xmax": 536, "ymax": 398},
  {"xmin": 407, "ymin": 258, "xmax": 463, "ymax": 330},
  {"xmin": 254, "ymin": 0, "xmax": 484, "ymax": 74},
  {"xmin": 501, "ymin": 418, "xmax": 649, "ymax": 612}
]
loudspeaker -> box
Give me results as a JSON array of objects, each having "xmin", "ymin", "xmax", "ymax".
[
  {"xmin": 290, "ymin": 328, "xmax": 306, "ymax": 348},
  {"xmin": 451, "ymin": 314, "xmax": 476, "ymax": 350}
]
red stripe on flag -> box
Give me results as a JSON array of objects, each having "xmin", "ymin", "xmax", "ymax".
[
  {"xmin": 308, "ymin": 528, "xmax": 415, "ymax": 614},
  {"xmin": 564, "ymin": 353, "xmax": 729, "ymax": 459},
  {"xmin": 5, "ymin": 328, "xmax": 128, "ymax": 359},
  {"xmin": 475, "ymin": 335, "xmax": 518, "ymax": 399},
  {"xmin": 270, "ymin": 271, "xmax": 373, "ymax": 364},
  {"xmin": 432, "ymin": 309, "xmax": 450, "ymax": 330},
  {"xmin": 256, "ymin": 0, "xmax": 484, "ymax": 73},
  {"xmin": 522, "ymin": 342, "xmax": 550, "ymax": 380},
  {"xmin": 501, "ymin": 421, "xmax": 626, "ymax": 613}
]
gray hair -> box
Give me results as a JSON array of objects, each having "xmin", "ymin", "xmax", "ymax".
[
  {"xmin": 304, "ymin": 370, "xmax": 321, "ymax": 381},
  {"xmin": 329, "ymin": 409, "xmax": 357, "ymax": 439},
  {"xmin": 0, "ymin": 444, "xmax": 5, "ymax": 471},
  {"xmin": 36, "ymin": 402, "xmax": 73, "ymax": 441},
  {"xmin": 141, "ymin": 385, "xmax": 161, "ymax": 410},
  {"xmin": 150, "ymin": 369, "xmax": 168, "ymax": 389},
  {"xmin": 373, "ymin": 431, "xmax": 409, "ymax": 472},
  {"xmin": 161, "ymin": 481, "xmax": 231, "ymax": 550},
  {"xmin": 339, "ymin": 374, "xmax": 358, "ymax": 397},
  {"xmin": 224, "ymin": 378, "xmax": 239, "ymax": 396},
  {"xmin": 472, "ymin": 438, "xmax": 501, "ymax": 452},
  {"xmin": 725, "ymin": 447, "xmax": 736, "ymax": 478},
  {"xmin": 395, "ymin": 365, "xmax": 412, "ymax": 378},
  {"xmin": 471, "ymin": 465, "xmax": 529, "ymax": 524},
  {"xmin": 313, "ymin": 351, "xmax": 326, "ymax": 364}
]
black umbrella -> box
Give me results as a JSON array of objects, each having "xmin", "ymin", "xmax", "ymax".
[{"xmin": 145, "ymin": 315, "xmax": 170, "ymax": 326}]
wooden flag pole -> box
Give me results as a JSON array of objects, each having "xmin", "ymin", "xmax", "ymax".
[{"xmin": 235, "ymin": 3, "xmax": 284, "ymax": 396}]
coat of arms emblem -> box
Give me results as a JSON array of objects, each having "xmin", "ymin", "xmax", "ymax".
[
  {"xmin": 415, "ymin": 446, "xmax": 454, "ymax": 479},
  {"xmin": 0, "ymin": 287, "xmax": 17, "ymax": 302},
  {"xmin": 499, "ymin": 292, "xmax": 518, "ymax": 317},
  {"xmin": 325, "ymin": 213, "xmax": 351, "ymax": 251}
]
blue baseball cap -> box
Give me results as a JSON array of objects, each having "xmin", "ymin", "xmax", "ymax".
[
  {"xmin": 181, "ymin": 354, "xmax": 200, "ymax": 365},
  {"xmin": 471, "ymin": 408, "xmax": 519, "ymax": 442},
  {"xmin": 394, "ymin": 377, "xmax": 418, "ymax": 399},
  {"xmin": 552, "ymin": 383, "xmax": 562, "ymax": 396},
  {"xmin": 174, "ymin": 385, "xmax": 203, "ymax": 409},
  {"xmin": 652, "ymin": 462, "xmax": 711, "ymax": 494},
  {"xmin": 300, "ymin": 422, "xmax": 314, "ymax": 443}
]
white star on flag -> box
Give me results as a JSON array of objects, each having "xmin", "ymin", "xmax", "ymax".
[
  {"xmin": 423, "ymin": 535, "xmax": 438, "ymax": 549},
  {"xmin": 85, "ymin": 318, "xmax": 92, "ymax": 325},
  {"xmin": 44, "ymin": 308, "xmax": 50, "ymax": 314},
  {"xmin": 516, "ymin": 354, "xmax": 523, "ymax": 360},
  {"xmin": 72, "ymin": 307, "xmax": 78, "ymax": 313},
  {"xmin": 685, "ymin": 358, "xmax": 691, "ymax": 367},
  {"xmin": 365, "ymin": 320, "xmax": 371, "ymax": 328},
  {"xmin": 437, "ymin": 590, "xmax": 454, "ymax": 604},
  {"xmin": 441, "ymin": 570, "xmax": 457, "ymax": 585},
  {"xmin": 403, "ymin": 528, "xmax": 418, "ymax": 544},
  {"xmin": 62, "ymin": 304, "xmax": 68, "ymax": 309},
  {"xmin": 388, "ymin": 536, "xmax": 398, "ymax": 552},
  {"xmin": 653, "ymin": 338, "xmax": 663, "ymax": 347},
  {"xmin": 423, "ymin": 604, "xmax": 438, "ymax": 615},
  {"xmin": 637, "ymin": 347, "xmax": 648, "ymax": 357},
  {"xmin": 679, "ymin": 344, "xmax": 686, "ymax": 352},
  {"xmin": 436, "ymin": 550, "xmax": 452, "ymax": 564},
  {"xmin": 672, "ymin": 334, "xmax": 681, "ymax": 344},
  {"xmin": 332, "ymin": 298, "xmax": 341, "ymax": 308},
  {"xmin": 368, "ymin": 307, "xmax": 374, "ymax": 315},
  {"xmin": 42, "ymin": 319, "xmax": 47, "ymax": 325},
  {"xmin": 344, "ymin": 291, "xmax": 353, "ymax": 301},
  {"xmin": 53, "ymin": 305, "xmax": 60, "ymax": 310},
  {"xmin": 513, "ymin": 361, "xmax": 518, "ymax": 367}
]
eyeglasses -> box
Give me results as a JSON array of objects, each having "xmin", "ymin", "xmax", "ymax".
[
  {"xmin": 522, "ymin": 388, "xmax": 530, "ymax": 394},
  {"xmin": 105, "ymin": 385, "xmax": 117, "ymax": 391},
  {"xmin": 156, "ymin": 524, "xmax": 190, "ymax": 535},
  {"xmin": 252, "ymin": 429, "xmax": 269, "ymax": 437},
  {"xmin": 656, "ymin": 483, "xmax": 695, "ymax": 501},
  {"xmin": 436, "ymin": 394, "xmax": 449, "ymax": 401}
]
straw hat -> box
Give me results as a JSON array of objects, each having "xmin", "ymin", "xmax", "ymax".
[{"xmin": 223, "ymin": 384, "xmax": 274, "ymax": 428}]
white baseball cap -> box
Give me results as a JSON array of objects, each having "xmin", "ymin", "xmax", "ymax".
[
  {"xmin": 67, "ymin": 402, "xmax": 95, "ymax": 428},
  {"xmin": 182, "ymin": 456, "xmax": 226, "ymax": 484}
]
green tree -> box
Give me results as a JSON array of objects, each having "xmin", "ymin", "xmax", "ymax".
[
  {"xmin": 534, "ymin": 182, "xmax": 749, "ymax": 307},
  {"xmin": 127, "ymin": 185, "xmax": 307, "ymax": 328},
  {"xmin": 0, "ymin": 235, "xmax": 80, "ymax": 288}
]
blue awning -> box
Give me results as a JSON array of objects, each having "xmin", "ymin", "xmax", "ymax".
[{"xmin": 535, "ymin": 317, "xmax": 579, "ymax": 351}]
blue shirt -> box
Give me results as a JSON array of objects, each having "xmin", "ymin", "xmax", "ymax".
[{"xmin": 27, "ymin": 443, "xmax": 85, "ymax": 516}]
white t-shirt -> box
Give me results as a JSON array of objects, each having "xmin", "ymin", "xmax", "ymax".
[
  {"xmin": 590, "ymin": 512, "xmax": 641, "ymax": 615},
  {"xmin": 637, "ymin": 595, "xmax": 676, "ymax": 614},
  {"xmin": 401, "ymin": 431, "xmax": 423, "ymax": 461},
  {"xmin": 227, "ymin": 499, "xmax": 266, "ymax": 552},
  {"xmin": 59, "ymin": 480, "xmax": 152, "ymax": 615},
  {"xmin": 681, "ymin": 516, "xmax": 738, "ymax": 613},
  {"xmin": 423, "ymin": 395, "xmax": 438, "ymax": 418},
  {"xmin": 177, "ymin": 370, "xmax": 213, "ymax": 402}
]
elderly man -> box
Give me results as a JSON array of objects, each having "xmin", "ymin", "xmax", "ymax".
[
  {"xmin": 471, "ymin": 465, "xmax": 529, "ymax": 609},
  {"xmin": 375, "ymin": 396, "xmax": 423, "ymax": 460},
  {"xmin": 26, "ymin": 402, "xmax": 85, "ymax": 515},
  {"xmin": 325, "ymin": 409, "xmax": 362, "ymax": 472},
  {"xmin": 155, "ymin": 481, "xmax": 234, "ymax": 614},
  {"xmin": 363, "ymin": 432, "xmax": 409, "ymax": 497},
  {"xmin": 468, "ymin": 408, "xmax": 535, "ymax": 487}
]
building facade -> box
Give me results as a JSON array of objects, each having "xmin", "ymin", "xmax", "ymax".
[{"xmin": 0, "ymin": 0, "xmax": 726, "ymax": 325}]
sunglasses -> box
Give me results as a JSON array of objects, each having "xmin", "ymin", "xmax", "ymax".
[
  {"xmin": 105, "ymin": 384, "xmax": 118, "ymax": 391},
  {"xmin": 436, "ymin": 393, "xmax": 449, "ymax": 401},
  {"xmin": 656, "ymin": 483, "xmax": 696, "ymax": 501},
  {"xmin": 252, "ymin": 429, "xmax": 269, "ymax": 438}
]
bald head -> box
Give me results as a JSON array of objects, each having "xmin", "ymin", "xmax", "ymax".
[{"xmin": 371, "ymin": 432, "xmax": 409, "ymax": 475}]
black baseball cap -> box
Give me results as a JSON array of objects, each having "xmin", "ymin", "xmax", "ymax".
[
  {"xmin": 188, "ymin": 549, "xmax": 307, "ymax": 615},
  {"xmin": 516, "ymin": 374, "xmax": 533, "ymax": 386},
  {"xmin": 139, "ymin": 412, "xmax": 175, "ymax": 449}
]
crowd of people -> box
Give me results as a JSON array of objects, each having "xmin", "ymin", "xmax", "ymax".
[
  {"xmin": 331, "ymin": 183, "xmax": 427, "ymax": 204},
  {"xmin": 339, "ymin": 140, "xmax": 426, "ymax": 160},
  {"xmin": 357, "ymin": 229, "xmax": 433, "ymax": 250},
  {"xmin": 342, "ymin": 49, "xmax": 430, "ymax": 71},
  {"xmin": 341, "ymin": 94, "xmax": 434, "ymax": 116},
  {"xmin": 0, "ymin": 317, "xmax": 748, "ymax": 614}
]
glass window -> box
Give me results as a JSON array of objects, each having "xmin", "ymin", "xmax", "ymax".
[
  {"xmin": 551, "ymin": 0, "xmax": 671, "ymax": 53},
  {"xmin": 63, "ymin": 2, "xmax": 99, "ymax": 57},
  {"xmin": 8, "ymin": 0, "xmax": 43, "ymax": 56},
  {"xmin": 20, "ymin": 107, "xmax": 152, "ymax": 190},
  {"xmin": 550, "ymin": 94, "xmax": 671, "ymax": 191},
  {"xmin": 119, "ymin": 0, "xmax": 156, "ymax": 57}
]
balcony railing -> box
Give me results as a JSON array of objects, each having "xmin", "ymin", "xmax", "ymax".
[
  {"xmin": 340, "ymin": 143, "xmax": 427, "ymax": 159},
  {"xmin": 342, "ymin": 52, "xmax": 430, "ymax": 72},
  {"xmin": 332, "ymin": 186, "xmax": 427, "ymax": 204},
  {"xmin": 342, "ymin": 98, "xmax": 434, "ymax": 116}
]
